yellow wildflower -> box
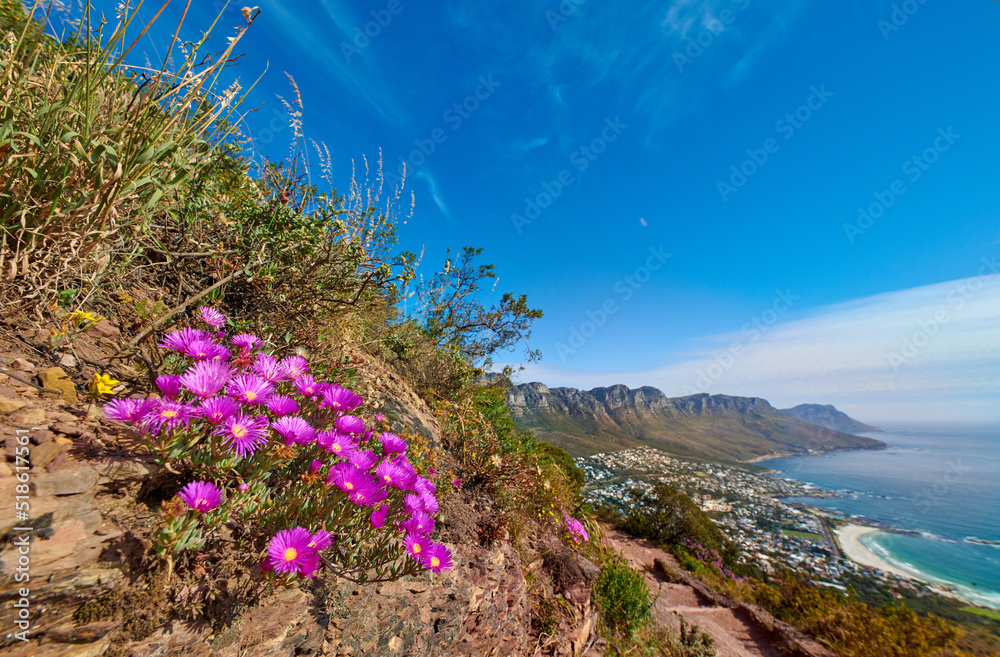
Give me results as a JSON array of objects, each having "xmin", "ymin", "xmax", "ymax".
[{"xmin": 92, "ymin": 373, "xmax": 119, "ymax": 396}]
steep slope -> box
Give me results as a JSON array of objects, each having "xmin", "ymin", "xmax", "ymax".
[
  {"xmin": 780, "ymin": 403, "xmax": 883, "ymax": 434},
  {"xmin": 507, "ymin": 383, "xmax": 886, "ymax": 462}
]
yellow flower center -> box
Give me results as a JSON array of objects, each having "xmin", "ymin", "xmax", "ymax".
[
  {"xmin": 283, "ymin": 547, "xmax": 297, "ymax": 562},
  {"xmin": 195, "ymin": 498, "xmax": 207, "ymax": 508},
  {"xmin": 344, "ymin": 481, "xmax": 354, "ymax": 490},
  {"xmin": 430, "ymin": 556, "xmax": 440, "ymax": 567},
  {"xmin": 161, "ymin": 410, "xmax": 178, "ymax": 419},
  {"xmin": 232, "ymin": 424, "xmax": 248, "ymax": 439},
  {"xmin": 413, "ymin": 543, "xmax": 422, "ymax": 554},
  {"xmin": 383, "ymin": 475, "xmax": 392, "ymax": 483},
  {"xmin": 244, "ymin": 391, "xmax": 257, "ymax": 401}
]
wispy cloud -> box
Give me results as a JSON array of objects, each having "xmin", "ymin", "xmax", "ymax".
[
  {"xmin": 415, "ymin": 170, "xmax": 452, "ymax": 221},
  {"xmin": 507, "ymin": 270, "xmax": 1000, "ymax": 424}
]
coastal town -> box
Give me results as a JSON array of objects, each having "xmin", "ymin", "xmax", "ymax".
[{"xmin": 576, "ymin": 446, "xmax": 928, "ymax": 596}]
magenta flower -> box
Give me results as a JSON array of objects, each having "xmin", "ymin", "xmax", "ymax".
[
  {"xmin": 317, "ymin": 430, "xmax": 357, "ymax": 458},
  {"xmin": 374, "ymin": 412, "xmax": 387, "ymax": 423},
  {"xmin": 178, "ymin": 481, "xmax": 223, "ymax": 513},
  {"xmin": 419, "ymin": 492, "xmax": 440, "ymax": 515},
  {"xmin": 231, "ymin": 333, "xmax": 261, "ymax": 352},
  {"xmin": 264, "ymin": 394, "xmax": 300, "ymax": 417},
  {"xmin": 238, "ymin": 482, "xmax": 249, "ymax": 492},
  {"xmin": 196, "ymin": 306, "xmax": 227, "ymax": 327},
  {"xmin": 280, "ymin": 355, "xmax": 309, "ymax": 379},
  {"xmin": 404, "ymin": 494, "xmax": 425, "ymax": 515},
  {"xmin": 319, "ymin": 385, "xmax": 364, "ymax": 413},
  {"xmin": 141, "ymin": 399, "xmax": 195, "ymax": 435},
  {"xmin": 156, "ymin": 374, "xmax": 182, "ymax": 399},
  {"xmin": 370, "ymin": 504, "xmax": 388, "ymax": 529},
  {"xmin": 421, "ymin": 542, "xmax": 453, "ymax": 574},
  {"xmin": 414, "ymin": 477, "xmax": 437, "ymax": 495},
  {"xmin": 103, "ymin": 398, "xmax": 156, "ymax": 423},
  {"xmin": 378, "ymin": 433, "xmax": 408, "ymax": 455},
  {"xmin": 159, "ymin": 327, "xmax": 207, "ymax": 352},
  {"xmin": 452, "ymin": 477, "xmax": 461, "ymax": 489},
  {"xmin": 404, "ymin": 533, "xmax": 429, "ymax": 560},
  {"xmin": 215, "ymin": 412, "xmax": 270, "ymax": 457},
  {"xmin": 208, "ymin": 344, "xmax": 232, "ymax": 362},
  {"xmin": 306, "ymin": 529, "xmax": 332, "ymax": 552},
  {"xmin": 563, "ymin": 514, "xmax": 589, "ymax": 543},
  {"xmin": 180, "ymin": 360, "xmax": 232, "ymax": 399},
  {"xmin": 227, "ymin": 373, "xmax": 275, "ymax": 405},
  {"xmin": 266, "ymin": 527, "xmax": 316, "ymax": 576},
  {"xmin": 375, "ymin": 461, "xmax": 415, "ymax": 490},
  {"xmin": 198, "ymin": 396, "xmax": 241, "ymax": 424},
  {"xmin": 348, "ymin": 449, "xmax": 378, "ymax": 472},
  {"xmin": 402, "ymin": 510, "xmax": 435, "ymax": 536},
  {"xmin": 252, "ymin": 353, "xmax": 289, "ymax": 383},
  {"xmin": 272, "ymin": 416, "xmax": 317, "ymax": 445},
  {"xmin": 293, "ymin": 375, "xmax": 322, "ymax": 398},
  {"xmin": 309, "ymin": 459, "xmax": 324, "ymax": 475},
  {"xmin": 183, "ymin": 339, "xmax": 226, "ymax": 361},
  {"xmin": 327, "ymin": 462, "xmax": 377, "ymax": 494},
  {"xmin": 335, "ymin": 414, "xmax": 366, "ymax": 435},
  {"xmin": 348, "ymin": 482, "xmax": 388, "ymax": 507}
]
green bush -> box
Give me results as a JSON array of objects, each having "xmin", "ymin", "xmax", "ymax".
[
  {"xmin": 538, "ymin": 441, "xmax": 585, "ymax": 492},
  {"xmin": 593, "ymin": 556, "xmax": 651, "ymax": 638}
]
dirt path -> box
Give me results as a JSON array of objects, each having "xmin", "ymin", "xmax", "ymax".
[{"xmin": 607, "ymin": 530, "xmax": 783, "ymax": 657}]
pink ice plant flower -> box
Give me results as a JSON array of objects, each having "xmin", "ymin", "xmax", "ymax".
[
  {"xmin": 320, "ymin": 385, "xmax": 364, "ymax": 413},
  {"xmin": 252, "ymin": 353, "xmax": 290, "ymax": 383},
  {"xmin": 327, "ymin": 462, "xmax": 377, "ymax": 494},
  {"xmin": 375, "ymin": 461, "xmax": 416, "ymax": 490},
  {"xmin": 159, "ymin": 327, "xmax": 208, "ymax": 352},
  {"xmin": 335, "ymin": 415, "xmax": 366, "ymax": 435},
  {"xmin": 215, "ymin": 412, "xmax": 270, "ymax": 457},
  {"xmin": 196, "ymin": 306, "xmax": 227, "ymax": 327},
  {"xmin": 293, "ymin": 375, "xmax": 322, "ymax": 398},
  {"xmin": 227, "ymin": 373, "xmax": 275, "ymax": 405},
  {"xmin": 377, "ymin": 433, "xmax": 408, "ymax": 455},
  {"xmin": 230, "ymin": 333, "xmax": 261, "ymax": 352},
  {"xmin": 306, "ymin": 529, "xmax": 332, "ymax": 552},
  {"xmin": 103, "ymin": 398, "xmax": 157, "ymax": 423},
  {"xmin": 374, "ymin": 413, "xmax": 387, "ymax": 423},
  {"xmin": 180, "ymin": 360, "xmax": 232, "ymax": 398},
  {"xmin": 370, "ymin": 504, "xmax": 388, "ymax": 529},
  {"xmin": 272, "ymin": 416, "xmax": 317, "ymax": 445},
  {"xmin": 178, "ymin": 481, "xmax": 223, "ymax": 513},
  {"xmin": 348, "ymin": 482, "xmax": 387, "ymax": 507},
  {"xmin": 184, "ymin": 339, "xmax": 227, "ymax": 361},
  {"xmin": 266, "ymin": 527, "xmax": 318, "ymax": 576},
  {"xmin": 348, "ymin": 449, "xmax": 378, "ymax": 472},
  {"xmin": 421, "ymin": 542, "xmax": 453, "ymax": 574},
  {"xmin": 155, "ymin": 374, "xmax": 182, "ymax": 399},
  {"xmin": 402, "ymin": 510, "xmax": 435, "ymax": 536},
  {"xmin": 141, "ymin": 399, "xmax": 195, "ymax": 435},
  {"xmin": 264, "ymin": 394, "xmax": 300, "ymax": 417},
  {"xmin": 317, "ymin": 430, "xmax": 356, "ymax": 458},
  {"xmin": 404, "ymin": 533, "xmax": 428, "ymax": 560},
  {"xmin": 562, "ymin": 513, "xmax": 589, "ymax": 543},
  {"xmin": 198, "ymin": 396, "xmax": 241, "ymax": 424},
  {"xmin": 280, "ymin": 355, "xmax": 309, "ymax": 379}
]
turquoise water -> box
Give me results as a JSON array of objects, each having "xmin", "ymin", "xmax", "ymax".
[{"xmin": 761, "ymin": 425, "xmax": 1000, "ymax": 610}]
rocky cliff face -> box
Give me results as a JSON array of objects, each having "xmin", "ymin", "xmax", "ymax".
[
  {"xmin": 507, "ymin": 383, "xmax": 886, "ymax": 461},
  {"xmin": 780, "ymin": 404, "xmax": 882, "ymax": 435}
]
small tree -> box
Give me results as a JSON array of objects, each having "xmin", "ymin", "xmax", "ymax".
[{"xmin": 412, "ymin": 246, "xmax": 542, "ymax": 366}]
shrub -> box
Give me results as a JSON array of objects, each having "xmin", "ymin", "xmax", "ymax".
[{"xmin": 593, "ymin": 556, "xmax": 651, "ymax": 638}]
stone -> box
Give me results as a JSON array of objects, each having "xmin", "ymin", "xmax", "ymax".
[
  {"xmin": 0, "ymin": 460, "xmax": 11, "ymax": 476},
  {"xmin": 38, "ymin": 367, "xmax": 78, "ymax": 403},
  {"xmin": 11, "ymin": 406, "xmax": 46, "ymax": 427},
  {"xmin": 30, "ymin": 440, "xmax": 68, "ymax": 469},
  {"xmin": 12, "ymin": 357, "xmax": 35, "ymax": 371},
  {"xmin": 30, "ymin": 428, "xmax": 55, "ymax": 444},
  {"xmin": 125, "ymin": 623, "xmax": 211, "ymax": 657},
  {"xmin": 45, "ymin": 449, "xmax": 69, "ymax": 472},
  {"xmin": 51, "ymin": 421, "xmax": 85, "ymax": 436},
  {"xmin": 92, "ymin": 318, "xmax": 121, "ymax": 340},
  {"xmin": 0, "ymin": 395, "xmax": 27, "ymax": 414},
  {"xmin": 45, "ymin": 621, "xmax": 117, "ymax": 644},
  {"xmin": 31, "ymin": 463, "xmax": 98, "ymax": 496},
  {"xmin": 94, "ymin": 456, "xmax": 162, "ymax": 482},
  {"xmin": 59, "ymin": 353, "xmax": 77, "ymax": 368}
]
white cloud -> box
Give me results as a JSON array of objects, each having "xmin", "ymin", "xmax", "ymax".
[{"xmin": 506, "ymin": 268, "xmax": 1000, "ymax": 425}]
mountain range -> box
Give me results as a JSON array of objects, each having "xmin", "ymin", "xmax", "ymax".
[{"xmin": 506, "ymin": 383, "xmax": 886, "ymax": 463}]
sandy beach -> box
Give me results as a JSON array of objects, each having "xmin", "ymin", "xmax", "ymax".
[{"xmin": 834, "ymin": 524, "xmax": 917, "ymax": 581}]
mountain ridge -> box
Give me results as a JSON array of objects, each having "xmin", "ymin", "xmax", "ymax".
[
  {"xmin": 507, "ymin": 382, "xmax": 886, "ymax": 462},
  {"xmin": 780, "ymin": 403, "xmax": 883, "ymax": 434}
]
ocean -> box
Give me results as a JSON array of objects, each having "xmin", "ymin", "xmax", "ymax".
[{"xmin": 760, "ymin": 425, "xmax": 1000, "ymax": 610}]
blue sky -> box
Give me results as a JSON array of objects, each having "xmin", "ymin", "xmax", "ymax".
[{"xmin": 59, "ymin": 0, "xmax": 1000, "ymax": 424}]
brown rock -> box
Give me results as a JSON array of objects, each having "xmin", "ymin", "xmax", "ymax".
[
  {"xmin": 125, "ymin": 622, "xmax": 211, "ymax": 657},
  {"xmin": 30, "ymin": 428, "xmax": 55, "ymax": 444},
  {"xmin": 31, "ymin": 463, "xmax": 98, "ymax": 496},
  {"xmin": 12, "ymin": 357, "xmax": 35, "ymax": 371},
  {"xmin": 45, "ymin": 449, "xmax": 70, "ymax": 472},
  {"xmin": 10, "ymin": 406, "xmax": 46, "ymax": 427},
  {"xmin": 38, "ymin": 367, "xmax": 78, "ymax": 403},
  {"xmin": 51, "ymin": 421, "xmax": 85, "ymax": 436},
  {"xmin": 94, "ymin": 456, "xmax": 162, "ymax": 482},
  {"xmin": 30, "ymin": 440, "xmax": 68, "ymax": 469},
  {"xmin": 45, "ymin": 621, "xmax": 117, "ymax": 644},
  {"xmin": 59, "ymin": 353, "xmax": 77, "ymax": 368},
  {"xmin": 216, "ymin": 589, "xmax": 325, "ymax": 657},
  {"xmin": 0, "ymin": 395, "xmax": 27, "ymax": 415},
  {"xmin": 92, "ymin": 318, "xmax": 121, "ymax": 340}
]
